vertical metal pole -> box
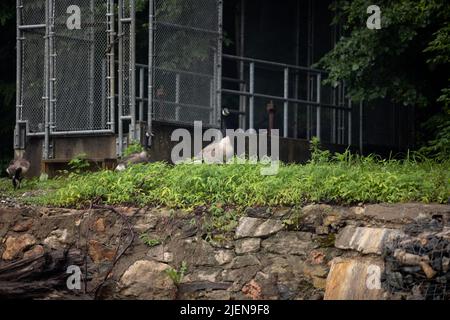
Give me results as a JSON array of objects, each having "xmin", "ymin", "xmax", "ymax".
[
  {"xmin": 210, "ymin": 79, "xmax": 214, "ymax": 125},
  {"xmin": 16, "ymin": 0, "xmax": 22, "ymax": 138},
  {"xmin": 118, "ymin": 0, "xmax": 124, "ymax": 155},
  {"xmin": 293, "ymin": 0, "xmax": 300, "ymax": 139},
  {"xmin": 283, "ymin": 68, "xmax": 289, "ymax": 138},
  {"xmin": 249, "ymin": 62, "xmax": 255, "ymax": 130},
  {"xmin": 101, "ymin": 60, "xmax": 107, "ymax": 128},
  {"xmin": 130, "ymin": 0, "xmax": 136, "ymax": 140},
  {"xmin": 306, "ymin": 0, "xmax": 314, "ymax": 140},
  {"xmin": 139, "ymin": 67, "xmax": 144, "ymax": 122},
  {"xmin": 108, "ymin": 0, "xmax": 116, "ymax": 132},
  {"xmin": 216, "ymin": 0, "xmax": 224, "ymax": 126},
  {"xmin": 175, "ymin": 73, "xmax": 180, "ymax": 121},
  {"xmin": 89, "ymin": 0, "xmax": 95, "ymax": 130},
  {"xmin": 316, "ymin": 73, "xmax": 321, "ymax": 140},
  {"xmin": 238, "ymin": 0, "xmax": 246, "ymax": 130},
  {"xmin": 148, "ymin": 0, "xmax": 154, "ymax": 146},
  {"xmin": 348, "ymin": 98, "xmax": 352, "ymax": 146},
  {"xmin": 43, "ymin": 0, "xmax": 50, "ymax": 159},
  {"xmin": 359, "ymin": 100, "xmax": 363, "ymax": 155}
]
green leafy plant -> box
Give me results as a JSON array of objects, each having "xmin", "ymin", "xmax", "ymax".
[
  {"xmin": 68, "ymin": 153, "xmax": 90, "ymax": 173},
  {"xmin": 139, "ymin": 234, "xmax": 161, "ymax": 248},
  {"xmin": 166, "ymin": 261, "xmax": 188, "ymax": 285}
]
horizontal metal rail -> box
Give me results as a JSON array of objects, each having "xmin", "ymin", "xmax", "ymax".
[
  {"xmin": 223, "ymin": 54, "xmax": 326, "ymax": 74},
  {"xmin": 222, "ymin": 89, "xmax": 351, "ymax": 111}
]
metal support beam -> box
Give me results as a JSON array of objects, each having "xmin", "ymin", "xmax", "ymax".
[
  {"xmin": 118, "ymin": 0, "xmax": 124, "ymax": 155},
  {"xmin": 359, "ymin": 101, "xmax": 364, "ymax": 155},
  {"xmin": 316, "ymin": 74, "xmax": 321, "ymax": 140},
  {"xmin": 148, "ymin": 0, "xmax": 154, "ymax": 147},
  {"xmin": 283, "ymin": 68, "xmax": 289, "ymax": 138},
  {"xmin": 249, "ymin": 62, "xmax": 255, "ymax": 130},
  {"xmin": 216, "ymin": 0, "xmax": 223, "ymax": 126},
  {"xmin": 129, "ymin": 0, "xmax": 137, "ymax": 141}
]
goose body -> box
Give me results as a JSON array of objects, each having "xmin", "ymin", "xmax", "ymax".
[
  {"xmin": 6, "ymin": 158, "xmax": 30, "ymax": 189},
  {"xmin": 115, "ymin": 151, "xmax": 150, "ymax": 171},
  {"xmin": 199, "ymin": 136, "xmax": 234, "ymax": 163}
]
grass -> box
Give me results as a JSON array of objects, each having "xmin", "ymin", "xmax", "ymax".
[{"xmin": 1, "ymin": 149, "xmax": 449, "ymax": 210}]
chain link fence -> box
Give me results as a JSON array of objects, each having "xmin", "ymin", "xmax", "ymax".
[
  {"xmin": 152, "ymin": 0, "xmax": 222, "ymax": 127},
  {"xmin": 18, "ymin": 0, "xmax": 114, "ymax": 135}
]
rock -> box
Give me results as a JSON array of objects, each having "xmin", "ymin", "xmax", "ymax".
[
  {"xmin": 93, "ymin": 218, "xmax": 106, "ymax": 233},
  {"xmin": 88, "ymin": 240, "xmax": 115, "ymax": 263},
  {"xmin": 2, "ymin": 234, "xmax": 37, "ymax": 260},
  {"xmin": 12, "ymin": 219, "xmax": 33, "ymax": 232},
  {"xmin": 235, "ymin": 217, "xmax": 284, "ymax": 239},
  {"xmin": 242, "ymin": 280, "xmax": 262, "ymax": 300},
  {"xmin": 315, "ymin": 226, "xmax": 329, "ymax": 235},
  {"xmin": 230, "ymin": 255, "xmax": 261, "ymax": 269},
  {"xmin": 335, "ymin": 226, "xmax": 404, "ymax": 255},
  {"xmin": 309, "ymin": 250, "xmax": 326, "ymax": 265},
  {"xmin": 23, "ymin": 245, "xmax": 45, "ymax": 259},
  {"xmin": 235, "ymin": 238, "xmax": 261, "ymax": 254},
  {"xmin": 324, "ymin": 258, "xmax": 386, "ymax": 300},
  {"xmin": 43, "ymin": 229, "xmax": 70, "ymax": 250},
  {"xmin": 214, "ymin": 250, "xmax": 234, "ymax": 266},
  {"xmin": 147, "ymin": 245, "xmax": 174, "ymax": 263},
  {"xmin": 262, "ymin": 232, "xmax": 313, "ymax": 256},
  {"xmin": 119, "ymin": 260, "xmax": 176, "ymax": 300},
  {"xmin": 303, "ymin": 264, "xmax": 328, "ymax": 281},
  {"xmin": 183, "ymin": 269, "xmax": 220, "ymax": 283}
]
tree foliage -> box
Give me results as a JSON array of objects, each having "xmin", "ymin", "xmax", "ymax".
[{"xmin": 318, "ymin": 0, "xmax": 450, "ymax": 158}]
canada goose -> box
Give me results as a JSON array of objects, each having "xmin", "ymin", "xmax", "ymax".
[
  {"xmin": 6, "ymin": 158, "xmax": 31, "ymax": 190},
  {"xmin": 115, "ymin": 151, "xmax": 150, "ymax": 172},
  {"xmin": 198, "ymin": 135, "xmax": 234, "ymax": 164}
]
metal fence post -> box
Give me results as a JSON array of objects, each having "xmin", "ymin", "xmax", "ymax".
[
  {"xmin": 118, "ymin": 0, "xmax": 124, "ymax": 155},
  {"xmin": 43, "ymin": 0, "xmax": 51, "ymax": 160},
  {"xmin": 348, "ymin": 98, "xmax": 352, "ymax": 146},
  {"xmin": 316, "ymin": 73, "xmax": 321, "ymax": 140},
  {"xmin": 148, "ymin": 0, "xmax": 154, "ymax": 147},
  {"xmin": 249, "ymin": 62, "xmax": 255, "ymax": 131},
  {"xmin": 216, "ymin": 0, "xmax": 224, "ymax": 126},
  {"xmin": 107, "ymin": 0, "xmax": 116, "ymax": 133},
  {"xmin": 16, "ymin": 0, "xmax": 22, "ymax": 135},
  {"xmin": 139, "ymin": 67, "xmax": 144, "ymax": 122},
  {"xmin": 283, "ymin": 67, "xmax": 289, "ymax": 138},
  {"xmin": 130, "ymin": 0, "xmax": 136, "ymax": 141},
  {"xmin": 175, "ymin": 73, "xmax": 181, "ymax": 121}
]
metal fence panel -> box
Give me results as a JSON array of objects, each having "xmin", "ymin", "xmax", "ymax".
[
  {"xmin": 151, "ymin": 0, "xmax": 222, "ymax": 127},
  {"xmin": 52, "ymin": 0, "xmax": 110, "ymax": 132},
  {"xmin": 19, "ymin": 0, "xmax": 47, "ymax": 133}
]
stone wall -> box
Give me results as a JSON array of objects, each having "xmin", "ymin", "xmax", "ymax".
[{"xmin": 0, "ymin": 203, "xmax": 449, "ymax": 300}]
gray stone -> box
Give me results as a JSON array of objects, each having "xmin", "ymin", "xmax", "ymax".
[
  {"xmin": 324, "ymin": 258, "xmax": 386, "ymax": 300},
  {"xmin": 43, "ymin": 229, "xmax": 70, "ymax": 250},
  {"xmin": 262, "ymin": 232, "xmax": 314, "ymax": 256},
  {"xmin": 235, "ymin": 217, "xmax": 284, "ymax": 239},
  {"xmin": 118, "ymin": 260, "xmax": 176, "ymax": 300},
  {"xmin": 146, "ymin": 245, "xmax": 174, "ymax": 263},
  {"xmin": 235, "ymin": 238, "xmax": 261, "ymax": 254},
  {"xmin": 214, "ymin": 250, "xmax": 234, "ymax": 265},
  {"xmin": 335, "ymin": 226, "xmax": 404, "ymax": 255},
  {"xmin": 230, "ymin": 255, "xmax": 261, "ymax": 269},
  {"xmin": 2, "ymin": 234, "xmax": 36, "ymax": 260}
]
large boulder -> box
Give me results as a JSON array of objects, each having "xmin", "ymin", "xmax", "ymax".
[
  {"xmin": 118, "ymin": 260, "xmax": 177, "ymax": 300},
  {"xmin": 2, "ymin": 234, "xmax": 36, "ymax": 260}
]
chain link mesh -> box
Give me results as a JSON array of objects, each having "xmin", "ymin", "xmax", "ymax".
[
  {"xmin": 53, "ymin": 0, "xmax": 109, "ymax": 132},
  {"xmin": 152, "ymin": 0, "xmax": 221, "ymax": 127},
  {"xmin": 19, "ymin": 0, "xmax": 111, "ymax": 134},
  {"xmin": 19, "ymin": 0, "xmax": 47, "ymax": 133}
]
